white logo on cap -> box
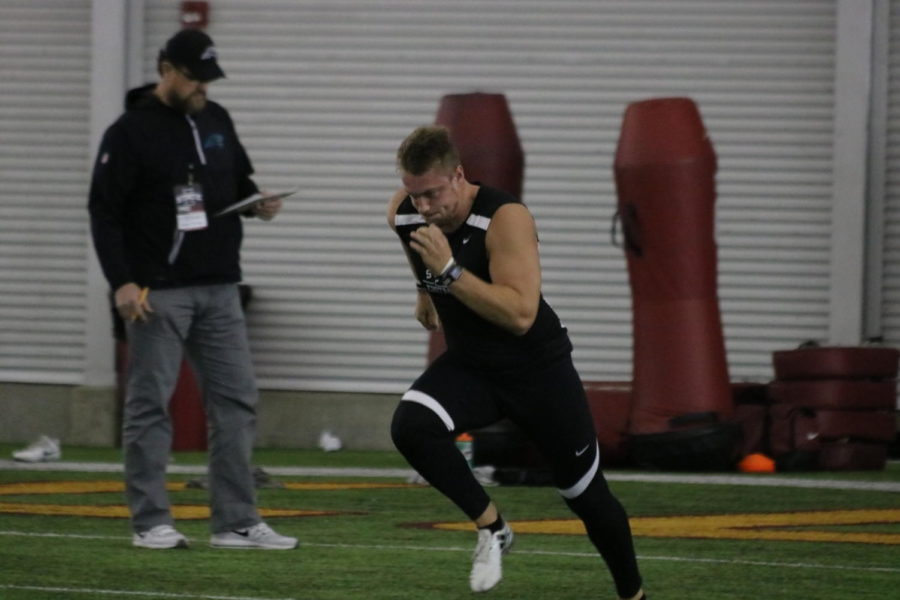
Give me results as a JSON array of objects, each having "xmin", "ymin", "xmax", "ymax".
[{"xmin": 201, "ymin": 46, "xmax": 217, "ymax": 61}]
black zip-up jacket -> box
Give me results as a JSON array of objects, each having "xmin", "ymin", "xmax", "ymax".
[{"xmin": 88, "ymin": 84, "xmax": 259, "ymax": 291}]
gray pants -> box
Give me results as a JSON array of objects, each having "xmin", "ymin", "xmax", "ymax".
[{"xmin": 123, "ymin": 283, "xmax": 260, "ymax": 534}]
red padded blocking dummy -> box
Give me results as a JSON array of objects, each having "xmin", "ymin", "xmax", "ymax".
[
  {"xmin": 768, "ymin": 405, "xmax": 896, "ymax": 455},
  {"xmin": 772, "ymin": 346, "xmax": 900, "ymax": 380},
  {"xmin": 614, "ymin": 97, "xmax": 732, "ymax": 435},
  {"xmin": 767, "ymin": 346, "xmax": 898, "ymax": 470},
  {"xmin": 117, "ymin": 341, "xmax": 207, "ymax": 451},
  {"xmin": 583, "ymin": 382, "xmax": 634, "ymax": 466},
  {"xmin": 427, "ymin": 92, "xmax": 525, "ymax": 362},
  {"xmin": 768, "ymin": 379, "xmax": 897, "ymax": 410},
  {"xmin": 434, "ymin": 93, "xmax": 524, "ymax": 201},
  {"xmin": 169, "ymin": 361, "xmax": 206, "ymax": 451}
]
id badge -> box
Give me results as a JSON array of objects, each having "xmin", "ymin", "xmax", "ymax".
[{"xmin": 174, "ymin": 184, "xmax": 208, "ymax": 231}]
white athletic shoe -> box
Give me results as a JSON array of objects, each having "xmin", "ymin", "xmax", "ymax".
[
  {"xmin": 132, "ymin": 525, "xmax": 188, "ymax": 549},
  {"xmin": 12, "ymin": 435, "xmax": 61, "ymax": 463},
  {"xmin": 210, "ymin": 522, "xmax": 298, "ymax": 550},
  {"xmin": 470, "ymin": 523, "xmax": 514, "ymax": 592}
]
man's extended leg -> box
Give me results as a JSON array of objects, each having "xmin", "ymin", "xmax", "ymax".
[
  {"xmin": 562, "ymin": 461, "xmax": 643, "ymax": 599},
  {"xmin": 504, "ymin": 357, "xmax": 643, "ymax": 599}
]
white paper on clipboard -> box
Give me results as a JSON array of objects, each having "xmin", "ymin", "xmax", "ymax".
[{"xmin": 213, "ymin": 188, "xmax": 299, "ymax": 217}]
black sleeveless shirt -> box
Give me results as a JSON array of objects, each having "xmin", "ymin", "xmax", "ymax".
[{"xmin": 394, "ymin": 184, "xmax": 572, "ymax": 370}]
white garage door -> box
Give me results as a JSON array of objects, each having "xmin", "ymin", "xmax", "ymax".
[
  {"xmin": 142, "ymin": 0, "xmax": 837, "ymax": 392},
  {"xmin": 0, "ymin": 0, "xmax": 92, "ymax": 384}
]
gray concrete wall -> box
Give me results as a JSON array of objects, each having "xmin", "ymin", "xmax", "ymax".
[
  {"xmin": 0, "ymin": 383, "xmax": 398, "ymax": 450},
  {"xmin": 255, "ymin": 390, "xmax": 398, "ymax": 450},
  {"xmin": 0, "ymin": 384, "xmax": 87, "ymax": 444}
]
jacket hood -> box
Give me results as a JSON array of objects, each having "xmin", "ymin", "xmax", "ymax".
[{"xmin": 124, "ymin": 84, "xmax": 162, "ymax": 111}]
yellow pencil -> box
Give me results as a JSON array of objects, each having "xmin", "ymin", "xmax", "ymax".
[{"xmin": 130, "ymin": 288, "xmax": 149, "ymax": 323}]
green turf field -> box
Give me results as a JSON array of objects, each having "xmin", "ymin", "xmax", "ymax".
[{"xmin": 1, "ymin": 444, "xmax": 897, "ymax": 599}]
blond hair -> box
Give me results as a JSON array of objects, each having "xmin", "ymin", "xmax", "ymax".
[{"xmin": 396, "ymin": 125, "xmax": 460, "ymax": 176}]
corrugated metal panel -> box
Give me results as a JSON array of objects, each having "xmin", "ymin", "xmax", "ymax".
[
  {"xmin": 144, "ymin": 0, "xmax": 836, "ymax": 392},
  {"xmin": 0, "ymin": 0, "xmax": 91, "ymax": 383},
  {"xmin": 882, "ymin": 0, "xmax": 900, "ymax": 351}
]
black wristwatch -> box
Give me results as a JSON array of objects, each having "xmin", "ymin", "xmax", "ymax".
[{"xmin": 436, "ymin": 259, "xmax": 464, "ymax": 287}]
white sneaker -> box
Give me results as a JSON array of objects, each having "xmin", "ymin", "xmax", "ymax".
[
  {"xmin": 470, "ymin": 523, "xmax": 514, "ymax": 592},
  {"xmin": 210, "ymin": 522, "xmax": 298, "ymax": 550},
  {"xmin": 133, "ymin": 525, "xmax": 188, "ymax": 549},
  {"xmin": 12, "ymin": 435, "xmax": 61, "ymax": 463}
]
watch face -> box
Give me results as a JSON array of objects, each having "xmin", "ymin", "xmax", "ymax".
[{"xmin": 448, "ymin": 264, "xmax": 464, "ymax": 281}]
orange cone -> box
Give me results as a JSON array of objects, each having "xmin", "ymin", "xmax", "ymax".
[{"xmin": 738, "ymin": 453, "xmax": 776, "ymax": 473}]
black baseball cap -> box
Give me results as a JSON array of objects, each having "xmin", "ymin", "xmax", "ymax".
[{"xmin": 161, "ymin": 29, "xmax": 225, "ymax": 82}]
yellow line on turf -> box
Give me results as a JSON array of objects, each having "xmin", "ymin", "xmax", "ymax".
[
  {"xmin": 0, "ymin": 503, "xmax": 340, "ymax": 519},
  {"xmin": 432, "ymin": 508, "xmax": 900, "ymax": 545},
  {"xmin": 0, "ymin": 480, "xmax": 417, "ymax": 495}
]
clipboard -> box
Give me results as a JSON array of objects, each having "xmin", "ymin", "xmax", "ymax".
[{"xmin": 213, "ymin": 188, "xmax": 299, "ymax": 217}]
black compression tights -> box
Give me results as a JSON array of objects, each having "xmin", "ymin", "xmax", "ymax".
[
  {"xmin": 564, "ymin": 473, "xmax": 643, "ymax": 598},
  {"xmin": 391, "ymin": 400, "xmax": 642, "ymax": 597},
  {"xmin": 391, "ymin": 401, "xmax": 491, "ymax": 520}
]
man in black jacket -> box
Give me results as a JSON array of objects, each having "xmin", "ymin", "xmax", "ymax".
[{"xmin": 88, "ymin": 29, "xmax": 296, "ymax": 551}]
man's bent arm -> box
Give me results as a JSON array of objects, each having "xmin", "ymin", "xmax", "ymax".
[{"xmin": 447, "ymin": 203, "xmax": 541, "ymax": 336}]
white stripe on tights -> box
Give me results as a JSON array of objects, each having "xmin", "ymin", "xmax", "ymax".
[
  {"xmin": 401, "ymin": 389, "xmax": 455, "ymax": 432},
  {"xmin": 558, "ymin": 441, "xmax": 599, "ymax": 499}
]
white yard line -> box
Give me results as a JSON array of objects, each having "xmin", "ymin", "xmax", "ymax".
[
  {"xmin": 0, "ymin": 584, "xmax": 298, "ymax": 600},
  {"xmin": 0, "ymin": 530, "xmax": 898, "ymax": 575},
  {"xmin": 1, "ymin": 459, "xmax": 898, "ymax": 492}
]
